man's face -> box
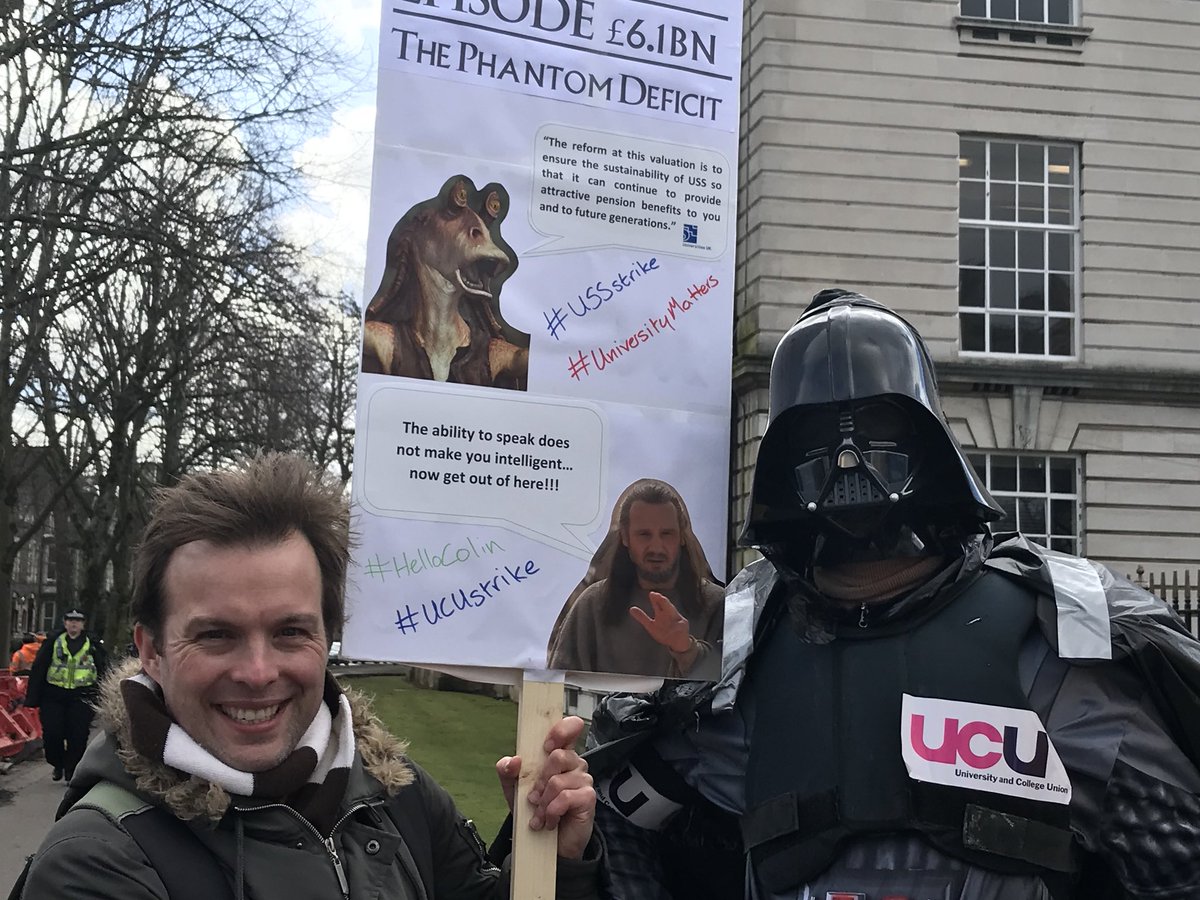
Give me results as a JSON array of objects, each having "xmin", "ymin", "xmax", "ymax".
[
  {"xmin": 64, "ymin": 618, "xmax": 84, "ymax": 638},
  {"xmin": 621, "ymin": 500, "xmax": 682, "ymax": 589},
  {"xmin": 135, "ymin": 532, "xmax": 329, "ymax": 773}
]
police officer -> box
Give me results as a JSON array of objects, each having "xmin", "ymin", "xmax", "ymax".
[
  {"xmin": 25, "ymin": 608, "xmax": 109, "ymax": 782},
  {"xmin": 588, "ymin": 290, "xmax": 1200, "ymax": 899}
]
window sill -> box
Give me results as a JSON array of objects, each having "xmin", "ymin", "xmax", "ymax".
[
  {"xmin": 956, "ymin": 350, "xmax": 1080, "ymax": 364},
  {"xmin": 955, "ymin": 16, "xmax": 1092, "ymax": 59}
]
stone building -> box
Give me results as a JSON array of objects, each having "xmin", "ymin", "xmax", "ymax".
[
  {"xmin": 6, "ymin": 448, "xmax": 78, "ymax": 641},
  {"xmin": 733, "ymin": 0, "xmax": 1200, "ymax": 576}
]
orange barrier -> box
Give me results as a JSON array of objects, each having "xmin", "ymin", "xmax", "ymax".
[{"xmin": 0, "ymin": 671, "xmax": 42, "ymax": 758}]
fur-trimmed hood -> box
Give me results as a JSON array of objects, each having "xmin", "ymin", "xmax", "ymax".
[{"xmin": 81, "ymin": 658, "xmax": 414, "ymax": 823}]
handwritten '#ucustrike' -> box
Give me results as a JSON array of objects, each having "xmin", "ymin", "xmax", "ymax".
[{"xmin": 392, "ymin": 558, "xmax": 541, "ymax": 635}]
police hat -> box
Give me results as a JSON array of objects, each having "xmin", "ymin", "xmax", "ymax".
[{"xmin": 63, "ymin": 608, "xmax": 86, "ymax": 620}]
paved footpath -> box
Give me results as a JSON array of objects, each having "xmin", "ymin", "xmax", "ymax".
[{"xmin": 0, "ymin": 750, "xmax": 70, "ymax": 885}]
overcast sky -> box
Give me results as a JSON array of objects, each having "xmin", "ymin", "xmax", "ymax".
[{"xmin": 282, "ymin": 0, "xmax": 383, "ymax": 307}]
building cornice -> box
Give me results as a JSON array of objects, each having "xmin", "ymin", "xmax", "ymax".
[
  {"xmin": 937, "ymin": 360, "xmax": 1200, "ymax": 406},
  {"xmin": 732, "ymin": 353, "xmax": 1200, "ymax": 407}
]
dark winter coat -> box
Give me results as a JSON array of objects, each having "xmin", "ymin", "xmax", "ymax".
[{"xmin": 22, "ymin": 662, "xmax": 602, "ymax": 899}]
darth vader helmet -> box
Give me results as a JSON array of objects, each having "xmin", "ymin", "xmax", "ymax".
[{"xmin": 740, "ymin": 290, "xmax": 1002, "ymax": 567}]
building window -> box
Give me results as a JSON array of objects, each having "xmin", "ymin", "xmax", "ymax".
[
  {"xmin": 961, "ymin": 0, "xmax": 1075, "ymax": 26},
  {"xmin": 40, "ymin": 601, "xmax": 58, "ymax": 634},
  {"xmin": 42, "ymin": 537, "xmax": 57, "ymax": 584},
  {"xmin": 968, "ymin": 452, "xmax": 1080, "ymax": 554},
  {"xmin": 959, "ymin": 137, "xmax": 1079, "ymax": 357},
  {"xmin": 15, "ymin": 544, "xmax": 32, "ymax": 583}
]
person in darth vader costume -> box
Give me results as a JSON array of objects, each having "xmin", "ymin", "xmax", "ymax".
[{"xmin": 585, "ymin": 290, "xmax": 1200, "ymax": 900}]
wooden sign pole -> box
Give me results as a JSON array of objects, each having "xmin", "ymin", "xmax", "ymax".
[{"xmin": 510, "ymin": 674, "xmax": 566, "ymax": 899}]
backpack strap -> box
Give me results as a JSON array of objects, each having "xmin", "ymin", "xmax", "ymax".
[
  {"xmin": 6, "ymin": 857, "xmax": 32, "ymax": 900},
  {"xmin": 71, "ymin": 782, "xmax": 234, "ymax": 900}
]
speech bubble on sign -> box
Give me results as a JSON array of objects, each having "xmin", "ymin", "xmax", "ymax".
[
  {"xmin": 529, "ymin": 124, "xmax": 730, "ymax": 260},
  {"xmin": 360, "ymin": 386, "xmax": 606, "ymax": 554}
]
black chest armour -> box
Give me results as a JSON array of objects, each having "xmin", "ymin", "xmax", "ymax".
[{"xmin": 741, "ymin": 571, "xmax": 1076, "ymax": 893}]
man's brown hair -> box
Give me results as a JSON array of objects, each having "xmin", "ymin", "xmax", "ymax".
[{"xmin": 131, "ymin": 453, "xmax": 350, "ymax": 645}]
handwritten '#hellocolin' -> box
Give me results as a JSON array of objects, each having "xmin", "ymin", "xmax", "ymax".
[{"xmin": 363, "ymin": 537, "xmax": 505, "ymax": 582}]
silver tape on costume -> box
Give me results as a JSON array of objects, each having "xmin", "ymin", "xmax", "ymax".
[
  {"xmin": 1042, "ymin": 548, "xmax": 1112, "ymax": 661},
  {"xmin": 713, "ymin": 558, "xmax": 777, "ymax": 711}
]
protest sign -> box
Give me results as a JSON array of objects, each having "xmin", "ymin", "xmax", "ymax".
[{"xmin": 345, "ymin": 0, "xmax": 743, "ymax": 684}]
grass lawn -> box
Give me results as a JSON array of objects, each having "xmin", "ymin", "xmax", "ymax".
[{"xmin": 345, "ymin": 673, "xmax": 517, "ymax": 839}]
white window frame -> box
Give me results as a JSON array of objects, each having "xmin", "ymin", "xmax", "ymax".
[
  {"xmin": 969, "ymin": 451, "xmax": 1082, "ymax": 555},
  {"xmin": 958, "ymin": 137, "xmax": 1081, "ymax": 359},
  {"xmin": 960, "ymin": 0, "xmax": 1077, "ymax": 26}
]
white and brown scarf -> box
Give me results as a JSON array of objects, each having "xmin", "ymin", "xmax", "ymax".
[{"xmin": 121, "ymin": 671, "xmax": 355, "ymax": 835}]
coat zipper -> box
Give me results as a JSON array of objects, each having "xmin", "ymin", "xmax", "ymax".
[
  {"xmin": 324, "ymin": 836, "xmax": 350, "ymax": 896},
  {"xmin": 234, "ymin": 801, "xmax": 367, "ymax": 900}
]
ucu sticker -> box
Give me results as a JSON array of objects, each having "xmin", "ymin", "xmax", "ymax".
[
  {"xmin": 910, "ymin": 715, "xmax": 1050, "ymax": 776},
  {"xmin": 594, "ymin": 762, "xmax": 683, "ymax": 830},
  {"xmin": 901, "ymin": 694, "xmax": 1072, "ymax": 804}
]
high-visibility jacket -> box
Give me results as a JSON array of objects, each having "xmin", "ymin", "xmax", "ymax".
[
  {"xmin": 10, "ymin": 641, "xmax": 39, "ymax": 672},
  {"xmin": 46, "ymin": 634, "xmax": 98, "ymax": 689}
]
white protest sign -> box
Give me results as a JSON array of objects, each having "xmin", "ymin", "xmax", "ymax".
[{"xmin": 346, "ymin": 0, "xmax": 743, "ymax": 681}]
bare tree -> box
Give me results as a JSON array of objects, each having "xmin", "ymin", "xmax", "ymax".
[
  {"xmin": 302, "ymin": 295, "xmax": 360, "ymax": 485},
  {"xmin": 1, "ymin": 0, "xmax": 347, "ymax": 645}
]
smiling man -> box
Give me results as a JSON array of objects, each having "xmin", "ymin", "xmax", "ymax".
[
  {"xmin": 138, "ymin": 533, "xmax": 332, "ymax": 774},
  {"xmin": 19, "ymin": 453, "xmax": 602, "ymax": 900},
  {"xmin": 547, "ymin": 479, "xmax": 724, "ymax": 679}
]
